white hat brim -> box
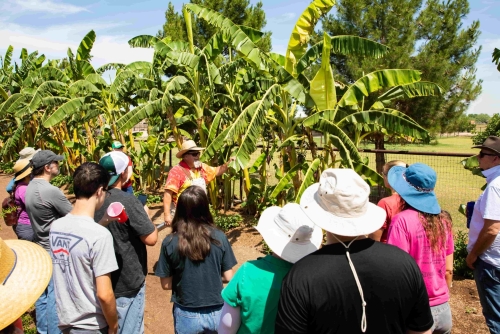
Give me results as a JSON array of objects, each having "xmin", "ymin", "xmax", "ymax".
[
  {"xmin": 0, "ymin": 240, "xmax": 52, "ymax": 329},
  {"xmin": 255, "ymin": 206, "xmax": 323, "ymax": 263},
  {"xmin": 300, "ymin": 183, "xmax": 386, "ymax": 237}
]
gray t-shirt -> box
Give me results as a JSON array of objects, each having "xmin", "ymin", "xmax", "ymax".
[
  {"xmin": 25, "ymin": 178, "xmax": 72, "ymax": 251},
  {"xmin": 50, "ymin": 214, "xmax": 118, "ymax": 330}
]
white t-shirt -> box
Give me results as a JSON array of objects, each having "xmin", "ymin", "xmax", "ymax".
[
  {"xmin": 468, "ymin": 165, "xmax": 500, "ymax": 267},
  {"xmin": 50, "ymin": 214, "xmax": 118, "ymax": 330}
]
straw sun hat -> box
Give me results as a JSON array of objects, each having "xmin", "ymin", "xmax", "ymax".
[
  {"xmin": 176, "ymin": 140, "xmax": 205, "ymax": 159},
  {"xmin": 13, "ymin": 159, "xmax": 32, "ymax": 182},
  {"xmin": 0, "ymin": 237, "xmax": 52, "ymax": 330},
  {"xmin": 256, "ymin": 203, "xmax": 323, "ymax": 263}
]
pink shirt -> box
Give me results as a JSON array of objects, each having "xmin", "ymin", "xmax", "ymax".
[{"xmin": 387, "ymin": 209, "xmax": 453, "ymax": 306}]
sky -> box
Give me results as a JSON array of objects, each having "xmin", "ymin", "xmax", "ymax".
[{"xmin": 0, "ymin": 0, "xmax": 499, "ymax": 115}]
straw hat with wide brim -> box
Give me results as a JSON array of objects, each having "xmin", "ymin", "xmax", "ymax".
[
  {"xmin": 256, "ymin": 203, "xmax": 323, "ymax": 263},
  {"xmin": 176, "ymin": 140, "xmax": 205, "ymax": 159},
  {"xmin": 13, "ymin": 159, "xmax": 32, "ymax": 182},
  {"xmin": 0, "ymin": 238, "xmax": 52, "ymax": 330},
  {"xmin": 300, "ymin": 168, "xmax": 386, "ymax": 237}
]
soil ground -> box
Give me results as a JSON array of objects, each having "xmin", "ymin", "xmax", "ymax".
[{"xmin": 0, "ymin": 173, "xmax": 489, "ymax": 333}]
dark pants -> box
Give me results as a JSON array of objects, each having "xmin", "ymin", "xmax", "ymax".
[
  {"xmin": 13, "ymin": 223, "xmax": 34, "ymax": 241},
  {"xmin": 62, "ymin": 327, "xmax": 108, "ymax": 334}
]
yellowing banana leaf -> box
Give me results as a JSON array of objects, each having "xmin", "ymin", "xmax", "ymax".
[
  {"xmin": 310, "ymin": 33, "xmax": 336, "ymax": 111},
  {"xmin": 284, "ymin": 0, "xmax": 335, "ymax": 76}
]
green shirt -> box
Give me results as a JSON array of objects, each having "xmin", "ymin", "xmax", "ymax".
[{"xmin": 221, "ymin": 254, "xmax": 293, "ymax": 334}]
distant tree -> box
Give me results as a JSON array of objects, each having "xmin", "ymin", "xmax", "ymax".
[
  {"xmin": 472, "ymin": 114, "xmax": 500, "ymax": 145},
  {"xmin": 157, "ymin": 0, "xmax": 271, "ymax": 52},
  {"xmin": 319, "ymin": 0, "xmax": 482, "ymax": 132},
  {"xmin": 468, "ymin": 113, "xmax": 491, "ymax": 124},
  {"xmin": 494, "ymin": 48, "xmax": 500, "ymax": 72}
]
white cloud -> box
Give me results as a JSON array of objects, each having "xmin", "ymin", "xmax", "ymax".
[
  {"xmin": 6, "ymin": 0, "xmax": 88, "ymax": 15},
  {"xmin": 0, "ymin": 21, "xmax": 154, "ymax": 68}
]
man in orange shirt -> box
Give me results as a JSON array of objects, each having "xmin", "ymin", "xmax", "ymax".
[{"xmin": 163, "ymin": 140, "xmax": 233, "ymax": 225}]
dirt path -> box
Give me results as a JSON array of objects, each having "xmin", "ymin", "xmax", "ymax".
[{"xmin": 0, "ymin": 173, "xmax": 489, "ymax": 333}]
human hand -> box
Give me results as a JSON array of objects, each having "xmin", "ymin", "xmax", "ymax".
[
  {"xmin": 108, "ymin": 324, "xmax": 118, "ymax": 334},
  {"xmin": 466, "ymin": 253, "xmax": 477, "ymax": 269},
  {"xmin": 99, "ymin": 212, "xmax": 119, "ymax": 227},
  {"xmin": 165, "ymin": 215, "xmax": 173, "ymax": 226}
]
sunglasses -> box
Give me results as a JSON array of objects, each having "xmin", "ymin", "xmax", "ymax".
[
  {"xmin": 479, "ymin": 151, "xmax": 499, "ymax": 158},
  {"xmin": 186, "ymin": 151, "xmax": 201, "ymax": 157}
]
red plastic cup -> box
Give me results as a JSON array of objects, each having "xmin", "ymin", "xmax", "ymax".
[{"xmin": 107, "ymin": 202, "xmax": 128, "ymax": 223}]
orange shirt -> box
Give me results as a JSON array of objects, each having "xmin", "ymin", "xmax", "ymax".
[
  {"xmin": 377, "ymin": 193, "xmax": 404, "ymax": 243},
  {"xmin": 164, "ymin": 161, "xmax": 217, "ymax": 205}
]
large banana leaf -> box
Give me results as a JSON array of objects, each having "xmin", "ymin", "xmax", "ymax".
[
  {"xmin": 2, "ymin": 123, "xmax": 24, "ymax": 156},
  {"xmin": 329, "ymin": 134, "xmax": 354, "ymax": 168},
  {"xmin": 284, "ymin": 0, "xmax": 335, "ymax": 76},
  {"xmin": 239, "ymin": 26, "xmax": 264, "ymax": 43},
  {"xmin": 296, "ymin": 35, "xmax": 389, "ymax": 75},
  {"xmin": 125, "ymin": 61, "xmax": 152, "ymax": 76},
  {"xmin": 295, "ymin": 158, "xmax": 321, "ymax": 202},
  {"xmin": 27, "ymin": 80, "xmax": 68, "ymax": 114},
  {"xmin": 228, "ymin": 84, "xmax": 280, "ymax": 170},
  {"xmin": 85, "ymin": 73, "xmax": 108, "ymax": 87},
  {"xmin": 270, "ymin": 163, "xmax": 303, "ymax": 198},
  {"xmin": 185, "ymin": 4, "xmax": 268, "ymax": 71},
  {"xmin": 128, "ymin": 35, "xmax": 160, "ymax": 48},
  {"xmin": 207, "ymin": 108, "xmax": 224, "ymax": 144},
  {"xmin": 43, "ymin": 97, "xmax": 85, "ymax": 127},
  {"xmin": 96, "ymin": 63, "xmax": 125, "ymax": 74},
  {"xmin": 338, "ymin": 69, "xmax": 421, "ymax": 108},
  {"xmin": 68, "ymin": 80, "xmax": 100, "ymax": 96},
  {"xmin": 23, "ymin": 66, "xmax": 70, "ymax": 87},
  {"xmin": 375, "ymin": 81, "xmax": 443, "ymax": 105},
  {"xmin": 338, "ymin": 110, "xmax": 429, "ymax": 139},
  {"xmin": 167, "ymin": 51, "xmax": 200, "ymax": 69},
  {"xmin": 315, "ymin": 119, "xmax": 362, "ymax": 161},
  {"xmin": 310, "ymin": 33, "xmax": 336, "ymax": 111},
  {"xmin": 202, "ymin": 127, "xmax": 231, "ymax": 161},
  {"xmin": 0, "ymin": 86, "xmax": 8, "ymax": 101},
  {"xmin": 302, "ymin": 109, "xmax": 336, "ymax": 127},
  {"xmin": 0, "ymin": 93, "xmax": 28, "ymax": 116},
  {"xmin": 116, "ymin": 99, "xmax": 162, "ymax": 131},
  {"xmin": 3, "ymin": 45, "xmax": 13, "ymax": 72},
  {"xmin": 76, "ymin": 30, "xmax": 96, "ymax": 61},
  {"xmin": 352, "ymin": 161, "xmax": 384, "ymax": 186}
]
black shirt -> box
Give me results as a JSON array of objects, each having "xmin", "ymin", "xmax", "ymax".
[
  {"xmin": 275, "ymin": 239, "xmax": 433, "ymax": 334},
  {"xmin": 155, "ymin": 227, "xmax": 237, "ymax": 308},
  {"xmin": 94, "ymin": 188, "xmax": 155, "ymax": 297}
]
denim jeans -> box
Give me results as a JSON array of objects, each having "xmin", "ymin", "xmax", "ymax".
[
  {"xmin": 35, "ymin": 277, "xmax": 61, "ymax": 334},
  {"xmin": 430, "ymin": 302, "xmax": 452, "ymax": 334},
  {"xmin": 474, "ymin": 258, "xmax": 500, "ymax": 334},
  {"xmin": 116, "ymin": 283, "xmax": 145, "ymax": 334},
  {"xmin": 173, "ymin": 304, "xmax": 223, "ymax": 334}
]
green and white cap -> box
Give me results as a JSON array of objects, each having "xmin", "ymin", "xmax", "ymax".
[
  {"xmin": 111, "ymin": 141, "xmax": 124, "ymax": 149},
  {"xmin": 99, "ymin": 151, "xmax": 129, "ymax": 186}
]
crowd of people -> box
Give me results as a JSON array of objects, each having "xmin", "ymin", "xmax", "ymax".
[{"xmin": 1, "ymin": 136, "xmax": 500, "ymax": 334}]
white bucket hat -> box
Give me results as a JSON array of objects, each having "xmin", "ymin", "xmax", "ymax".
[
  {"xmin": 256, "ymin": 203, "xmax": 323, "ymax": 263},
  {"xmin": 300, "ymin": 168, "xmax": 386, "ymax": 237}
]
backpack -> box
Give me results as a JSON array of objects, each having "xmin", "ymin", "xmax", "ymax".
[{"xmin": 2, "ymin": 195, "xmax": 18, "ymax": 227}]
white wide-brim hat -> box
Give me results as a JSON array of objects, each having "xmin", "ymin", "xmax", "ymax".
[
  {"xmin": 300, "ymin": 168, "xmax": 386, "ymax": 237},
  {"xmin": 256, "ymin": 203, "xmax": 323, "ymax": 263},
  {"xmin": 176, "ymin": 140, "xmax": 205, "ymax": 159},
  {"xmin": 0, "ymin": 238, "xmax": 52, "ymax": 330}
]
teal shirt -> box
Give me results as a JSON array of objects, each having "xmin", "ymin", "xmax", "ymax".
[{"xmin": 221, "ymin": 255, "xmax": 293, "ymax": 334}]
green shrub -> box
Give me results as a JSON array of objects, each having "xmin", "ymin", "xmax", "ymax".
[
  {"xmin": 0, "ymin": 161, "xmax": 15, "ymax": 174},
  {"xmin": 454, "ymin": 230, "xmax": 474, "ymax": 279},
  {"xmin": 50, "ymin": 174, "xmax": 73, "ymax": 188},
  {"xmin": 210, "ymin": 206, "xmax": 241, "ymax": 232},
  {"xmin": 22, "ymin": 307, "xmax": 36, "ymax": 334}
]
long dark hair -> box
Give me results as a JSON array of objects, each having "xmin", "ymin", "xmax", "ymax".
[{"xmin": 172, "ymin": 186, "xmax": 220, "ymax": 261}]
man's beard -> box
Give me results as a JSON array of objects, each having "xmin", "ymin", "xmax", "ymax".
[{"xmin": 194, "ymin": 161, "xmax": 202, "ymax": 168}]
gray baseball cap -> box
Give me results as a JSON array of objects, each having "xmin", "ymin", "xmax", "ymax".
[{"xmin": 31, "ymin": 150, "xmax": 64, "ymax": 169}]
